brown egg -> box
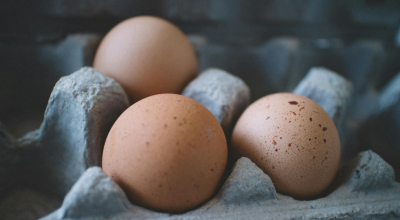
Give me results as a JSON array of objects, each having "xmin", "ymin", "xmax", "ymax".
[
  {"xmin": 102, "ymin": 94, "xmax": 227, "ymax": 213},
  {"xmin": 231, "ymin": 93, "xmax": 340, "ymax": 199},
  {"xmin": 93, "ymin": 16, "xmax": 197, "ymax": 102}
]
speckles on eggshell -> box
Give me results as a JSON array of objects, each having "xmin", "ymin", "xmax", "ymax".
[
  {"xmin": 231, "ymin": 93, "xmax": 340, "ymax": 199},
  {"xmin": 103, "ymin": 94, "xmax": 228, "ymax": 212}
]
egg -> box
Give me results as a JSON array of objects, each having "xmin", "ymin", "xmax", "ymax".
[
  {"xmin": 93, "ymin": 16, "xmax": 197, "ymax": 102},
  {"xmin": 231, "ymin": 93, "xmax": 340, "ymax": 199},
  {"xmin": 102, "ymin": 94, "xmax": 227, "ymax": 213}
]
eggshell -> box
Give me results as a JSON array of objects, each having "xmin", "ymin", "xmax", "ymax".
[
  {"xmin": 231, "ymin": 93, "xmax": 340, "ymax": 199},
  {"xmin": 93, "ymin": 16, "xmax": 197, "ymax": 102},
  {"xmin": 102, "ymin": 94, "xmax": 227, "ymax": 213}
]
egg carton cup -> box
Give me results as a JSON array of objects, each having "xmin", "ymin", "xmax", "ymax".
[{"xmin": 0, "ymin": 67, "xmax": 400, "ymax": 220}]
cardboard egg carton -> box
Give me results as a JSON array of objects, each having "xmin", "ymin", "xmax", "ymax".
[{"xmin": 1, "ymin": 65, "xmax": 400, "ymax": 219}]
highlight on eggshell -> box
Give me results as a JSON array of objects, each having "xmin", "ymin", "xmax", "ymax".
[
  {"xmin": 102, "ymin": 94, "xmax": 228, "ymax": 213},
  {"xmin": 93, "ymin": 16, "xmax": 198, "ymax": 102},
  {"xmin": 231, "ymin": 93, "xmax": 341, "ymax": 199}
]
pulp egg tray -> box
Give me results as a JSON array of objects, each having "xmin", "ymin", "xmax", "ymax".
[
  {"xmin": 2, "ymin": 32, "xmax": 400, "ymax": 219},
  {"xmin": 1, "ymin": 62, "xmax": 400, "ymax": 219}
]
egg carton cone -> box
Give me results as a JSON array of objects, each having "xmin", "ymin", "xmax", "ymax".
[{"xmin": 0, "ymin": 66, "xmax": 400, "ymax": 220}]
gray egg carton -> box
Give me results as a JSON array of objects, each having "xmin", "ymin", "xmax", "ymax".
[{"xmin": 1, "ymin": 66, "xmax": 400, "ymax": 220}]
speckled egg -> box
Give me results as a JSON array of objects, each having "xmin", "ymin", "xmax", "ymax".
[
  {"xmin": 231, "ymin": 93, "xmax": 340, "ymax": 199},
  {"xmin": 102, "ymin": 94, "xmax": 227, "ymax": 213}
]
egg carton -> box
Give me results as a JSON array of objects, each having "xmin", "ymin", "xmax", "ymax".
[
  {"xmin": 1, "ymin": 65, "xmax": 400, "ymax": 220},
  {"xmin": 2, "ymin": 33, "xmax": 400, "ymax": 167}
]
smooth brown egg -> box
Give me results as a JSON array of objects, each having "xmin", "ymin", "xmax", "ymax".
[
  {"xmin": 93, "ymin": 16, "xmax": 197, "ymax": 102},
  {"xmin": 231, "ymin": 93, "xmax": 340, "ymax": 199},
  {"xmin": 102, "ymin": 94, "xmax": 227, "ymax": 213}
]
